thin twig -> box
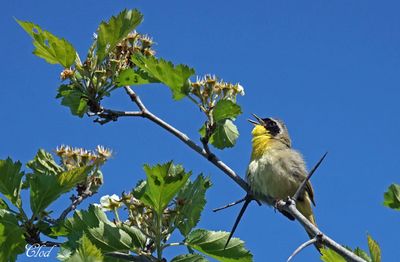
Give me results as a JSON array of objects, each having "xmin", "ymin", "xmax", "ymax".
[
  {"xmin": 213, "ymin": 196, "xmax": 247, "ymax": 212},
  {"xmin": 57, "ymin": 191, "xmax": 93, "ymax": 221},
  {"xmin": 293, "ymin": 152, "xmax": 328, "ymax": 202},
  {"xmin": 224, "ymin": 195, "xmax": 252, "ymax": 249},
  {"xmin": 121, "ymin": 86, "xmax": 249, "ymax": 191},
  {"xmin": 287, "ymin": 237, "xmax": 318, "ymax": 262}
]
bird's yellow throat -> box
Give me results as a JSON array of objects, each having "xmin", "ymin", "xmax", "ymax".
[{"xmin": 251, "ymin": 125, "xmax": 273, "ymax": 159}]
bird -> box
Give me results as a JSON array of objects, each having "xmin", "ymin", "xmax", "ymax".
[{"xmin": 246, "ymin": 114, "xmax": 320, "ymax": 249}]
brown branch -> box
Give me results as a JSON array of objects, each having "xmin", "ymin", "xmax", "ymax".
[
  {"xmin": 57, "ymin": 190, "xmax": 93, "ymax": 222},
  {"xmin": 90, "ymin": 86, "xmax": 365, "ymax": 262},
  {"xmin": 93, "ymin": 86, "xmax": 249, "ymax": 191}
]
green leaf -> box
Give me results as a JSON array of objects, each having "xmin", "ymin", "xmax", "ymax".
[
  {"xmin": 367, "ymin": 235, "xmax": 381, "ymax": 262},
  {"xmin": 132, "ymin": 180, "xmax": 146, "ymax": 199},
  {"xmin": 131, "ymin": 54, "xmax": 195, "ymax": 100},
  {"xmin": 27, "ymin": 149, "xmax": 64, "ymax": 175},
  {"xmin": 383, "ymin": 184, "xmax": 400, "ymax": 210},
  {"xmin": 140, "ymin": 162, "xmax": 191, "ymax": 215},
  {"xmin": 28, "ymin": 167, "xmax": 89, "ymax": 216},
  {"xmin": 115, "ymin": 68, "xmax": 160, "ymax": 87},
  {"xmin": 56, "ymin": 84, "xmax": 88, "ymax": 117},
  {"xmin": 0, "ymin": 210, "xmax": 25, "ymax": 261},
  {"xmin": 64, "ymin": 205, "xmax": 146, "ymax": 252},
  {"xmin": 27, "ymin": 149, "xmax": 92, "ymax": 216},
  {"xmin": 171, "ymin": 254, "xmax": 208, "ymax": 262},
  {"xmin": 0, "ymin": 158, "xmax": 24, "ymax": 206},
  {"xmin": 63, "ymin": 234, "xmax": 104, "ymax": 262},
  {"xmin": 212, "ymin": 100, "xmax": 242, "ymax": 122},
  {"xmin": 0, "ymin": 199, "xmax": 10, "ymax": 210},
  {"xmin": 16, "ymin": 19, "xmax": 76, "ymax": 67},
  {"xmin": 185, "ymin": 229, "xmax": 253, "ymax": 262},
  {"xmin": 320, "ymin": 248, "xmax": 346, "ymax": 262},
  {"xmin": 176, "ymin": 175, "xmax": 212, "ymax": 236},
  {"xmin": 58, "ymin": 166, "xmax": 92, "ymax": 189},
  {"xmin": 209, "ymin": 120, "xmax": 239, "ymax": 149},
  {"xmin": 97, "ymin": 9, "xmax": 143, "ymax": 62},
  {"xmin": 353, "ymin": 247, "xmax": 372, "ymax": 262}
]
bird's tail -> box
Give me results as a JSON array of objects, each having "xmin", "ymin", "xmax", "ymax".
[{"xmin": 297, "ymin": 199, "xmax": 323, "ymax": 252}]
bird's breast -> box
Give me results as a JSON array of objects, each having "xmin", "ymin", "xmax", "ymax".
[{"xmin": 247, "ymin": 149, "xmax": 302, "ymax": 204}]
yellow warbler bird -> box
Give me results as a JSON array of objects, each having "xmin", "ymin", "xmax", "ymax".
[{"xmin": 247, "ymin": 114, "xmax": 320, "ymax": 247}]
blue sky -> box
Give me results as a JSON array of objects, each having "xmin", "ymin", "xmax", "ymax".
[{"xmin": 1, "ymin": 1, "xmax": 400, "ymax": 261}]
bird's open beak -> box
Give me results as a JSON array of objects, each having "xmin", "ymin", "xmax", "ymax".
[{"xmin": 247, "ymin": 113, "xmax": 264, "ymax": 125}]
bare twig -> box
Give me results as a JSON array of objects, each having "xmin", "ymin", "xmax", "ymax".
[
  {"xmin": 287, "ymin": 237, "xmax": 318, "ymax": 262},
  {"xmin": 93, "ymin": 86, "xmax": 249, "ymax": 191},
  {"xmin": 57, "ymin": 191, "xmax": 93, "ymax": 221},
  {"xmin": 213, "ymin": 196, "xmax": 247, "ymax": 212},
  {"xmin": 293, "ymin": 152, "xmax": 328, "ymax": 202},
  {"xmin": 224, "ymin": 195, "xmax": 252, "ymax": 249}
]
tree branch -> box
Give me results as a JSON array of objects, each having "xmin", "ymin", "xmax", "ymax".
[
  {"xmin": 278, "ymin": 199, "xmax": 365, "ymax": 262},
  {"xmin": 93, "ymin": 86, "xmax": 249, "ymax": 192},
  {"xmin": 224, "ymin": 195, "xmax": 252, "ymax": 249},
  {"xmin": 91, "ymin": 86, "xmax": 365, "ymax": 262},
  {"xmin": 287, "ymin": 237, "xmax": 318, "ymax": 262},
  {"xmin": 212, "ymin": 195, "xmax": 247, "ymax": 212},
  {"xmin": 57, "ymin": 190, "xmax": 93, "ymax": 222}
]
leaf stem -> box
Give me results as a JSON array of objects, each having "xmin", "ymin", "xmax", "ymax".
[
  {"xmin": 155, "ymin": 211, "xmax": 163, "ymax": 261},
  {"xmin": 113, "ymin": 208, "xmax": 121, "ymax": 223}
]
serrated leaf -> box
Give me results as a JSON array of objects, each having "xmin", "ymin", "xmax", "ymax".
[
  {"xmin": 171, "ymin": 254, "xmax": 208, "ymax": 262},
  {"xmin": 209, "ymin": 119, "xmax": 239, "ymax": 149},
  {"xmin": 131, "ymin": 54, "xmax": 195, "ymax": 100},
  {"xmin": 176, "ymin": 175, "xmax": 211, "ymax": 236},
  {"xmin": 367, "ymin": 235, "xmax": 381, "ymax": 262},
  {"xmin": 63, "ymin": 234, "xmax": 104, "ymax": 262},
  {"xmin": 16, "ymin": 19, "xmax": 76, "ymax": 67},
  {"xmin": 27, "ymin": 149, "xmax": 64, "ymax": 175},
  {"xmin": 115, "ymin": 68, "xmax": 160, "ymax": 87},
  {"xmin": 0, "ymin": 210, "xmax": 25, "ymax": 261},
  {"xmin": 383, "ymin": 184, "xmax": 400, "ymax": 210},
  {"xmin": 132, "ymin": 180, "xmax": 147, "ymax": 200},
  {"xmin": 58, "ymin": 166, "xmax": 93, "ymax": 189},
  {"xmin": 27, "ymin": 150, "xmax": 92, "ymax": 216},
  {"xmin": 64, "ymin": 205, "xmax": 146, "ymax": 252},
  {"xmin": 320, "ymin": 248, "xmax": 346, "ymax": 262},
  {"xmin": 97, "ymin": 9, "xmax": 143, "ymax": 62},
  {"xmin": 353, "ymin": 247, "xmax": 372, "ymax": 262},
  {"xmin": 56, "ymin": 84, "xmax": 88, "ymax": 117},
  {"xmin": 140, "ymin": 162, "xmax": 191, "ymax": 215},
  {"xmin": 185, "ymin": 229, "xmax": 253, "ymax": 262},
  {"xmin": 0, "ymin": 158, "xmax": 24, "ymax": 206},
  {"xmin": 212, "ymin": 100, "xmax": 242, "ymax": 122}
]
